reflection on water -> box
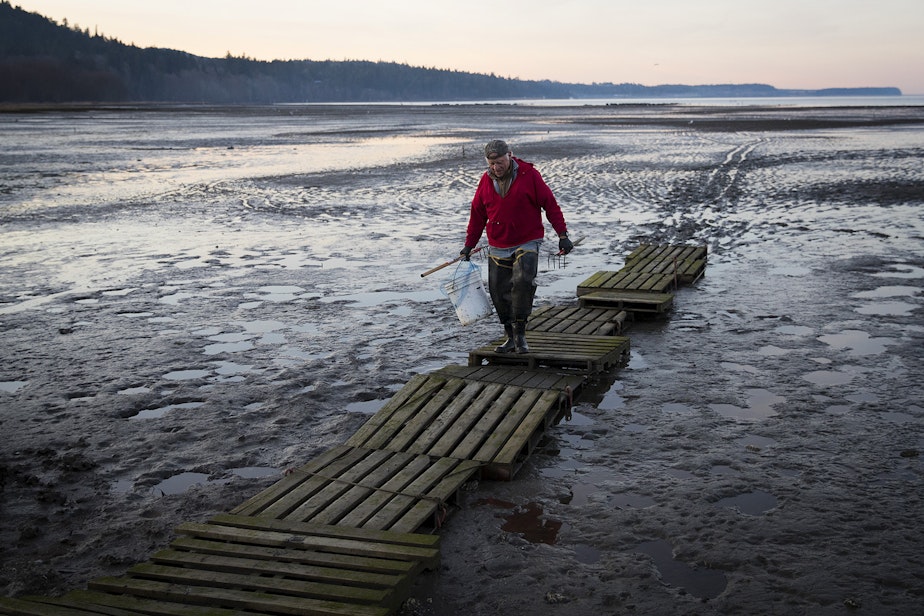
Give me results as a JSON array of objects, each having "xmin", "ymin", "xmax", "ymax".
[
  {"xmin": 130, "ymin": 401, "xmax": 205, "ymax": 420},
  {"xmin": 715, "ymin": 490, "xmax": 778, "ymax": 515},
  {"xmin": 818, "ymin": 329, "xmax": 893, "ymax": 355},
  {"xmin": 803, "ymin": 370, "xmax": 854, "ymax": 386},
  {"xmin": 152, "ymin": 472, "xmax": 211, "ymax": 495},
  {"xmin": 710, "ymin": 388, "xmax": 784, "ymax": 421},
  {"xmin": 0, "ymin": 381, "xmax": 29, "ymax": 393},
  {"xmin": 634, "ymin": 539, "xmax": 727, "ymax": 599}
]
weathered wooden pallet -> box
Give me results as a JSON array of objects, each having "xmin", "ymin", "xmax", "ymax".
[
  {"xmin": 0, "ymin": 515, "xmax": 438, "ymax": 616},
  {"xmin": 230, "ymin": 445, "xmax": 479, "ymax": 533},
  {"xmin": 76, "ymin": 514, "xmax": 437, "ymax": 616},
  {"xmin": 432, "ymin": 363, "xmax": 585, "ymax": 395},
  {"xmin": 346, "ymin": 373, "xmax": 570, "ymax": 480},
  {"xmin": 469, "ymin": 331, "xmax": 631, "ymax": 374},
  {"xmin": 624, "ymin": 244, "xmax": 707, "ymax": 284},
  {"xmin": 577, "ymin": 289, "xmax": 674, "ymax": 313},
  {"xmin": 528, "ymin": 304, "xmax": 630, "ymax": 336},
  {"xmin": 577, "ymin": 269, "xmax": 676, "ymax": 295}
]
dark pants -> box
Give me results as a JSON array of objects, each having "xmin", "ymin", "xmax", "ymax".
[{"xmin": 488, "ymin": 247, "xmax": 539, "ymax": 325}]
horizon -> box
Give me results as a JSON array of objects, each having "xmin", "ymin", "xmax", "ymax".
[{"xmin": 9, "ymin": 0, "xmax": 924, "ymax": 95}]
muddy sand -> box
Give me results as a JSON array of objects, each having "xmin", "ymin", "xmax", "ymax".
[{"xmin": 1, "ymin": 103, "xmax": 923, "ymax": 615}]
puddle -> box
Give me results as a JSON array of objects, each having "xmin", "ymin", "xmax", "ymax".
[
  {"xmin": 346, "ymin": 399, "xmax": 387, "ymax": 414},
  {"xmin": 237, "ymin": 320, "xmax": 286, "ymax": 333},
  {"xmin": 477, "ymin": 499, "xmax": 563, "ymax": 545},
  {"xmin": 757, "ymin": 345, "xmax": 790, "ymax": 357},
  {"xmin": 776, "ymin": 325, "xmax": 813, "ymax": 336},
  {"xmin": 203, "ymin": 340, "xmax": 254, "ymax": 355},
  {"xmin": 573, "ymin": 543, "xmax": 601, "ymax": 565},
  {"xmin": 611, "ymin": 492, "xmax": 657, "ymax": 509},
  {"xmin": 824, "ymin": 404, "xmax": 852, "ymax": 415},
  {"xmin": 598, "ymin": 389, "xmax": 626, "ymax": 411},
  {"xmin": 564, "ymin": 410, "xmax": 595, "ymax": 426},
  {"xmin": 871, "ymin": 264, "xmax": 924, "ymax": 280},
  {"xmin": 0, "ymin": 381, "xmax": 29, "ymax": 393},
  {"xmin": 102, "ymin": 288, "xmax": 137, "ymax": 296},
  {"xmin": 130, "ymin": 401, "xmax": 205, "ymax": 420},
  {"xmin": 854, "ymin": 301, "xmax": 917, "ymax": 316},
  {"xmin": 715, "ymin": 490, "xmax": 777, "ymax": 515},
  {"xmin": 254, "ymin": 286, "xmax": 310, "ymax": 302},
  {"xmin": 634, "ymin": 539, "xmax": 727, "ymax": 599},
  {"xmin": 117, "ymin": 386, "xmax": 151, "ymax": 395},
  {"xmin": 163, "ymin": 369, "xmax": 212, "ymax": 380},
  {"xmin": 213, "ymin": 361, "xmax": 254, "ymax": 376},
  {"xmin": 661, "ymin": 402, "xmax": 695, "ymax": 416},
  {"xmin": 159, "ymin": 292, "xmax": 195, "ymax": 305},
  {"xmin": 230, "ymin": 466, "xmax": 279, "ymax": 479},
  {"xmin": 710, "ymin": 388, "xmax": 783, "ymax": 421},
  {"xmin": 802, "ymin": 370, "xmax": 854, "ymax": 386},
  {"xmin": 152, "ymin": 472, "xmax": 211, "ymax": 495},
  {"xmin": 720, "ymin": 362, "xmax": 761, "ymax": 374},
  {"xmin": 818, "ymin": 330, "xmax": 893, "ymax": 356},
  {"xmin": 738, "ymin": 434, "xmax": 777, "ymax": 450},
  {"xmin": 664, "ymin": 467, "xmax": 695, "ymax": 480},
  {"xmin": 845, "ymin": 392, "xmax": 879, "ymax": 403},
  {"xmin": 111, "ymin": 478, "xmax": 134, "ymax": 493},
  {"xmin": 853, "ymin": 285, "xmax": 921, "ymax": 299}
]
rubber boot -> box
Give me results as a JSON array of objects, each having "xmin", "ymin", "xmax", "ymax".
[
  {"xmin": 514, "ymin": 320, "xmax": 529, "ymax": 354},
  {"xmin": 495, "ymin": 322, "xmax": 516, "ymax": 353}
]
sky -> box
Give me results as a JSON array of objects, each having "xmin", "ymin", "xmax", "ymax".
[{"xmin": 12, "ymin": 0, "xmax": 924, "ymax": 94}]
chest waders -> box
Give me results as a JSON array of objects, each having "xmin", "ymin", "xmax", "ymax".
[{"xmin": 488, "ymin": 247, "xmax": 539, "ymax": 353}]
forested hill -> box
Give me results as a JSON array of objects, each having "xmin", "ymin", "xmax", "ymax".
[{"xmin": 0, "ymin": 2, "xmax": 903, "ymax": 104}]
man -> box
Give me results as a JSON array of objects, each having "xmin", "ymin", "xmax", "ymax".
[{"xmin": 460, "ymin": 139, "xmax": 573, "ymax": 354}]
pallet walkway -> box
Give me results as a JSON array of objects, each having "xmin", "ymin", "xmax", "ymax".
[
  {"xmin": 0, "ymin": 244, "xmax": 705, "ymax": 616},
  {"xmin": 469, "ymin": 331, "xmax": 631, "ymax": 373},
  {"xmin": 576, "ymin": 243, "xmax": 707, "ymax": 313}
]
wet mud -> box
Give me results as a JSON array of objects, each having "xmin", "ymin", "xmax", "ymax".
[{"xmin": 1, "ymin": 103, "xmax": 923, "ymax": 614}]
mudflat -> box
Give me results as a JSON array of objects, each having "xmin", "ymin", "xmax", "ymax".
[{"xmin": 1, "ymin": 103, "xmax": 923, "ymax": 615}]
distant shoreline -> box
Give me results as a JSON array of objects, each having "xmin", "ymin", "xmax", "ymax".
[{"xmin": 2, "ymin": 95, "xmax": 924, "ymax": 115}]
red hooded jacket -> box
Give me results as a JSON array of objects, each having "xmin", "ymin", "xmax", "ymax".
[{"xmin": 465, "ymin": 157, "xmax": 567, "ymax": 249}]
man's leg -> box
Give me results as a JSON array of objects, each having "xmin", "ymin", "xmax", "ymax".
[
  {"xmin": 488, "ymin": 254, "xmax": 516, "ymax": 352},
  {"xmin": 510, "ymin": 248, "xmax": 539, "ymax": 353}
]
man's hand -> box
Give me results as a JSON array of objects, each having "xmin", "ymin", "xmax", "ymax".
[
  {"xmin": 558, "ymin": 235, "xmax": 574, "ymax": 255},
  {"xmin": 460, "ymin": 246, "xmax": 473, "ymax": 261}
]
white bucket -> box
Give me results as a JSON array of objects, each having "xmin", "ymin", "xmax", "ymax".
[{"xmin": 441, "ymin": 262, "xmax": 493, "ymax": 325}]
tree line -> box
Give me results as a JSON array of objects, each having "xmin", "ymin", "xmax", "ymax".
[{"xmin": 0, "ymin": 2, "xmax": 901, "ymax": 104}]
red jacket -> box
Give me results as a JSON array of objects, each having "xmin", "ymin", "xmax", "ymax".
[{"xmin": 465, "ymin": 157, "xmax": 567, "ymax": 249}]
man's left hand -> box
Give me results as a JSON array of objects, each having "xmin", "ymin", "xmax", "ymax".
[{"xmin": 558, "ymin": 235, "xmax": 574, "ymax": 255}]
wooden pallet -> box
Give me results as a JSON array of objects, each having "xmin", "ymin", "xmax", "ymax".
[
  {"xmin": 0, "ymin": 515, "xmax": 439, "ymax": 616},
  {"xmin": 80, "ymin": 514, "xmax": 436, "ymax": 616},
  {"xmin": 577, "ymin": 269, "xmax": 676, "ymax": 295},
  {"xmin": 528, "ymin": 304, "xmax": 629, "ymax": 335},
  {"xmin": 432, "ymin": 364, "xmax": 585, "ymax": 395},
  {"xmin": 624, "ymin": 244, "xmax": 707, "ymax": 284},
  {"xmin": 469, "ymin": 331, "xmax": 630, "ymax": 374},
  {"xmin": 577, "ymin": 289, "xmax": 674, "ymax": 313},
  {"xmin": 346, "ymin": 373, "xmax": 569, "ymax": 480},
  {"xmin": 230, "ymin": 445, "xmax": 479, "ymax": 533}
]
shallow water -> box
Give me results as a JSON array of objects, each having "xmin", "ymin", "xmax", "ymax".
[{"xmin": 1, "ymin": 104, "xmax": 923, "ymax": 613}]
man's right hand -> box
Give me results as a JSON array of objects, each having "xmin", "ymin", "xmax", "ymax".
[{"xmin": 459, "ymin": 246, "xmax": 473, "ymax": 261}]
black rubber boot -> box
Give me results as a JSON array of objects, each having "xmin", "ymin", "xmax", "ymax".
[
  {"xmin": 514, "ymin": 320, "xmax": 529, "ymax": 354},
  {"xmin": 495, "ymin": 322, "xmax": 516, "ymax": 353}
]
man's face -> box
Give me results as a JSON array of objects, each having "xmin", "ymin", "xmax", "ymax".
[{"xmin": 486, "ymin": 152, "xmax": 511, "ymax": 176}]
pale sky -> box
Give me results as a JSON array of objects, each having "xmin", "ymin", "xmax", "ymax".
[{"xmin": 12, "ymin": 0, "xmax": 924, "ymax": 94}]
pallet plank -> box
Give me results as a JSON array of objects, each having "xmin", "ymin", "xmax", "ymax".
[{"xmin": 87, "ymin": 577, "xmax": 389, "ymax": 616}]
